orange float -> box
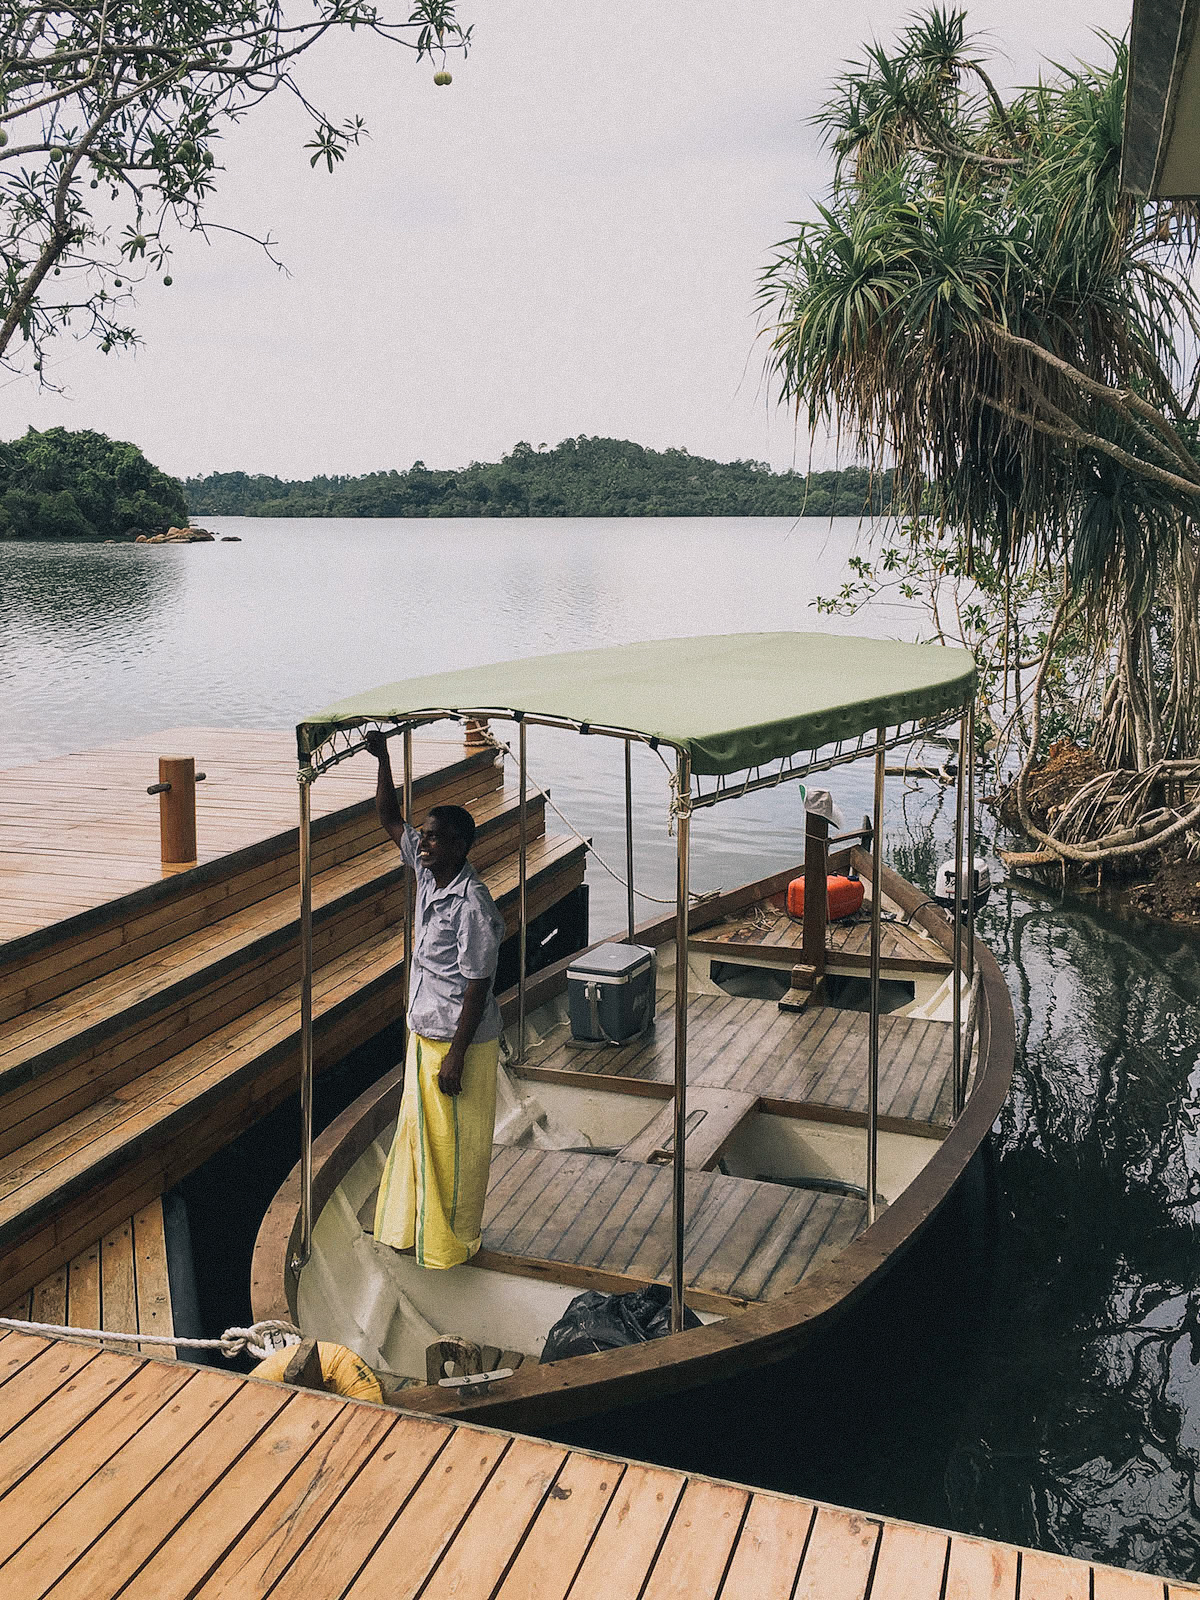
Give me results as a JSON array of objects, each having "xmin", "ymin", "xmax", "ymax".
[{"xmin": 787, "ymin": 874, "xmax": 864, "ymax": 921}]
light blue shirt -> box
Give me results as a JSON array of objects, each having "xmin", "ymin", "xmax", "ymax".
[{"xmin": 401, "ymin": 823, "xmax": 505, "ymax": 1043}]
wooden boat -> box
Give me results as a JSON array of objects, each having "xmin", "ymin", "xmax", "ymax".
[{"xmin": 251, "ymin": 633, "xmax": 1014, "ymax": 1428}]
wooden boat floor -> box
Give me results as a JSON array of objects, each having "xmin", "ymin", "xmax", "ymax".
[
  {"xmin": 521, "ymin": 991, "xmax": 956, "ymax": 1129},
  {"xmin": 698, "ymin": 899, "xmax": 953, "ymax": 969},
  {"xmin": 477, "ymin": 1144, "xmax": 866, "ymax": 1304}
]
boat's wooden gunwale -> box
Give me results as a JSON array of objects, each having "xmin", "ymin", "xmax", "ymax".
[{"xmin": 250, "ymin": 854, "xmax": 1014, "ymax": 1429}]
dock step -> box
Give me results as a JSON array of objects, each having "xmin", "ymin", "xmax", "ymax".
[
  {"xmin": 0, "ymin": 780, "xmax": 544, "ymax": 1159},
  {"xmin": 0, "ymin": 823, "xmax": 586, "ymax": 1303},
  {"xmin": 0, "ymin": 739, "xmax": 505, "ymax": 1024}
]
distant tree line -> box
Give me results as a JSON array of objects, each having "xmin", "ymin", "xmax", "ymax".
[
  {"xmin": 0, "ymin": 427, "xmax": 188, "ymax": 539},
  {"xmin": 186, "ymin": 437, "xmax": 895, "ymax": 519}
]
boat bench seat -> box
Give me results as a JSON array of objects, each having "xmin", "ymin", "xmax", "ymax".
[{"xmin": 617, "ymin": 1087, "xmax": 758, "ymax": 1170}]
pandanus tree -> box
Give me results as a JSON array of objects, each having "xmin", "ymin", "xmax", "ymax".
[{"xmin": 760, "ymin": 8, "xmax": 1200, "ymax": 872}]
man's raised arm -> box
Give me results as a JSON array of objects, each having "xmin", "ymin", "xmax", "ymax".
[{"xmin": 365, "ymin": 730, "xmax": 407, "ymax": 850}]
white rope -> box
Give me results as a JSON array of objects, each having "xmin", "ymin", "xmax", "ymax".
[{"xmin": 0, "ymin": 1315, "xmax": 302, "ymax": 1362}]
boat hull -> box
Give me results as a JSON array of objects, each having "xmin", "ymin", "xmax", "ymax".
[{"xmin": 251, "ymin": 855, "xmax": 1014, "ymax": 1428}]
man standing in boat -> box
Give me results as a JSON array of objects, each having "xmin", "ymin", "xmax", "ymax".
[{"xmin": 365, "ymin": 730, "xmax": 505, "ymax": 1269}]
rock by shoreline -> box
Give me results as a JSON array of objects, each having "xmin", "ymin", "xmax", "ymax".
[{"xmin": 135, "ymin": 526, "xmax": 217, "ymax": 544}]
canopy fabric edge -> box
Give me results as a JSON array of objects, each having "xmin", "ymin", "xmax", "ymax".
[{"xmin": 296, "ymin": 633, "xmax": 978, "ymax": 777}]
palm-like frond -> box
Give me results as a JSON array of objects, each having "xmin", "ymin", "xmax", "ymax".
[{"xmin": 763, "ymin": 10, "xmax": 1200, "ymax": 614}]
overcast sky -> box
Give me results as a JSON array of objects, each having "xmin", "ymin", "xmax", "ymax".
[{"xmin": 0, "ymin": 0, "xmax": 1130, "ymax": 481}]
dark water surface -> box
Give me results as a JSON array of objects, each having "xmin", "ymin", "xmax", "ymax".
[{"xmin": 5, "ymin": 520, "xmax": 1200, "ymax": 1578}]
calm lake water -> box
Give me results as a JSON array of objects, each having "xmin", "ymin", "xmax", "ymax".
[{"xmin": 5, "ymin": 517, "xmax": 1200, "ymax": 1580}]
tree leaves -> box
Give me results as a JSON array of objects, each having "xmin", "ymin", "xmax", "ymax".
[{"xmin": 0, "ymin": 0, "xmax": 471, "ymax": 375}]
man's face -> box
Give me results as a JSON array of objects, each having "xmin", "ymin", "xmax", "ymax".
[{"xmin": 418, "ymin": 815, "xmax": 467, "ymax": 876}]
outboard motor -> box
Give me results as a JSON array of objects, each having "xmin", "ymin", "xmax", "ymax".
[{"xmin": 934, "ymin": 857, "xmax": 993, "ymax": 913}]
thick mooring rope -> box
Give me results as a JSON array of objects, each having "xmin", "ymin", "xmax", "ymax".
[{"xmin": 0, "ymin": 1315, "xmax": 301, "ymax": 1361}]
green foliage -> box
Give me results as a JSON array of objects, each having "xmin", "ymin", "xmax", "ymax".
[
  {"xmin": 814, "ymin": 516, "xmax": 1094, "ymax": 760},
  {"xmin": 0, "ymin": 426, "xmax": 187, "ymax": 538},
  {"xmin": 760, "ymin": 9, "xmax": 1200, "ymax": 605},
  {"xmin": 185, "ymin": 438, "xmax": 895, "ymax": 519},
  {"xmin": 0, "ymin": 2, "xmax": 470, "ymax": 374}
]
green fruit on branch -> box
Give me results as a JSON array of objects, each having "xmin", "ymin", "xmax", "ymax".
[{"xmin": 433, "ymin": 71, "xmax": 452, "ymax": 86}]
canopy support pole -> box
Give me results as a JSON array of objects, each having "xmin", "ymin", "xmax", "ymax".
[
  {"xmin": 292, "ymin": 770, "xmax": 315, "ymax": 1276},
  {"xmin": 625, "ymin": 738, "xmax": 636, "ymax": 945},
  {"xmin": 517, "ymin": 718, "xmax": 529, "ymax": 1063},
  {"xmin": 952, "ymin": 712, "xmax": 968, "ymax": 1117},
  {"xmin": 966, "ymin": 701, "xmax": 976, "ymax": 984},
  {"xmin": 402, "ymin": 726, "xmax": 413, "ymax": 1033},
  {"xmin": 671, "ymin": 750, "xmax": 692, "ymax": 1334},
  {"xmin": 867, "ymin": 730, "xmax": 884, "ymax": 1228}
]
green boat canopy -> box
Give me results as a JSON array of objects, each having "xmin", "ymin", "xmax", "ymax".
[{"xmin": 298, "ymin": 633, "xmax": 977, "ymax": 778}]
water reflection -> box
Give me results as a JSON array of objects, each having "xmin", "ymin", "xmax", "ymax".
[
  {"xmin": 946, "ymin": 882, "xmax": 1200, "ymax": 1578},
  {"xmin": 1, "ymin": 540, "xmax": 183, "ymax": 645}
]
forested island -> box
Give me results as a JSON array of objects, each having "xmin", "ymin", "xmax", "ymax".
[
  {"xmin": 0, "ymin": 427, "xmax": 188, "ymax": 539},
  {"xmin": 0, "ymin": 428, "xmax": 894, "ymax": 536},
  {"xmin": 186, "ymin": 437, "xmax": 893, "ymax": 520}
]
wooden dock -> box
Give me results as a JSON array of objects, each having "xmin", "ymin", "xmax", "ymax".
[
  {"xmin": 0, "ymin": 730, "xmax": 588, "ymax": 1306},
  {"xmin": 0, "ymin": 1328, "xmax": 1190, "ymax": 1600},
  {"xmin": 3, "ymin": 1198, "xmax": 176, "ymax": 1355}
]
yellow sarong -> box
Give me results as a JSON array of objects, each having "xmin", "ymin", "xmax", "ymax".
[{"xmin": 373, "ymin": 1031, "xmax": 499, "ymax": 1269}]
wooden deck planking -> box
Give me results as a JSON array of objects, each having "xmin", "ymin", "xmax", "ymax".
[
  {"xmin": 0, "ymin": 1333, "xmax": 1188, "ymax": 1600},
  {"xmin": 473, "ymin": 1146, "xmax": 865, "ymax": 1302},
  {"xmin": 640, "ymin": 1476, "xmax": 750, "ymax": 1598},
  {"xmin": 523, "ymin": 992, "xmax": 956, "ymax": 1131},
  {"xmin": 3, "ymin": 1197, "xmax": 175, "ymax": 1360},
  {"xmin": 0, "ymin": 728, "xmax": 474, "ymax": 945},
  {"xmin": 700, "ymin": 900, "xmax": 952, "ymax": 971}
]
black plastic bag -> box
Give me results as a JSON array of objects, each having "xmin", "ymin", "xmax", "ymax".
[{"xmin": 539, "ymin": 1283, "xmax": 701, "ymax": 1363}]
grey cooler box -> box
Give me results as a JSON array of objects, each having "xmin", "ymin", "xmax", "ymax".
[{"xmin": 567, "ymin": 943, "xmax": 656, "ymax": 1044}]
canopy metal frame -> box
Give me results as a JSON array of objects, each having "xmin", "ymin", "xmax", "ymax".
[{"xmin": 290, "ymin": 697, "xmax": 978, "ymax": 1335}]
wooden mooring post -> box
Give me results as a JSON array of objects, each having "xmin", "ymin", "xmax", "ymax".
[
  {"xmin": 148, "ymin": 755, "xmax": 204, "ymax": 869},
  {"xmin": 780, "ymin": 809, "xmax": 829, "ymax": 1012}
]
